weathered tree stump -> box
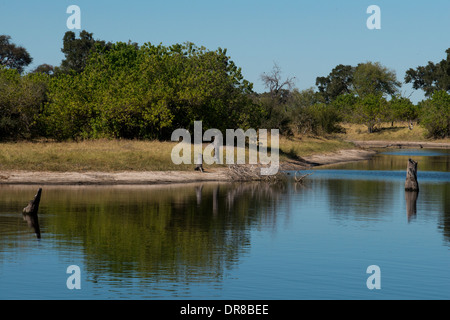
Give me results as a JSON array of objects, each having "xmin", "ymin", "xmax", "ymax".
[
  {"xmin": 22, "ymin": 188, "xmax": 42, "ymax": 238},
  {"xmin": 405, "ymin": 158, "xmax": 419, "ymax": 192}
]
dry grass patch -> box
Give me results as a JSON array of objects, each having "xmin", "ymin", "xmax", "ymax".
[
  {"xmin": 278, "ymin": 135, "xmax": 356, "ymax": 159},
  {"xmin": 0, "ymin": 140, "xmax": 194, "ymax": 172},
  {"xmin": 0, "ymin": 136, "xmax": 358, "ymax": 172},
  {"xmin": 337, "ymin": 122, "xmax": 450, "ymax": 142}
]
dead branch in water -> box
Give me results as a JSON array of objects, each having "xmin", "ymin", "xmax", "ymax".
[
  {"xmin": 227, "ymin": 164, "xmax": 286, "ymax": 182},
  {"xmin": 294, "ymin": 171, "xmax": 313, "ymax": 183},
  {"xmin": 22, "ymin": 188, "xmax": 42, "ymax": 239}
]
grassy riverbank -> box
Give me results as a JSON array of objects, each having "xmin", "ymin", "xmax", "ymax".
[
  {"xmin": 0, "ymin": 136, "xmax": 355, "ymax": 172},
  {"xmin": 1, "ymin": 122, "xmax": 449, "ymax": 174}
]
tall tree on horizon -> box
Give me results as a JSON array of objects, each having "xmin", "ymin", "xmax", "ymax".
[
  {"xmin": 352, "ymin": 61, "xmax": 401, "ymax": 98},
  {"xmin": 60, "ymin": 30, "xmax": 113, "ymax": 74},
  {"xmin": 405, "ymin": 48, "xmax": 450, "ymax": 97},
  {"xmin": 316, "ymin": 64, "xmax": 354, "ymax": 102},
  {"xmin": 0, "ymin": 35, "xmax": 33, "ymax": 74}
]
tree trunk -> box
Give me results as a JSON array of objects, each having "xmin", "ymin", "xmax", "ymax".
[
  {"xmin": 22, "ymin": 188, "xmax": 42, "ymax": 238},
  {"xmin": 405, "ymin": 159, "xmax": 419, "ymax": 192}
]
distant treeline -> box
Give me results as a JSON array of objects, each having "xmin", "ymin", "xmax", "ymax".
[{"xmin": 0, "ymin": 31, "xmax": 449, "ymax": 141}]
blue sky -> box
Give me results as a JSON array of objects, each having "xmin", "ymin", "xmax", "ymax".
[{"xmin": 1, "ymin": 0, "xmax": 449, "ymax": 103}]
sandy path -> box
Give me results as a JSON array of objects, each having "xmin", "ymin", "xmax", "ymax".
[{"xmin": 300, "ymin": 149, "xmax": 376, "ymax": 166}]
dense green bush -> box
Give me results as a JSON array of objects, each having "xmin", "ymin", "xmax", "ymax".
[
  {"xmin": 0, "ymin": 66, "xmax": 48, "ymax": 140},
  {"xmin": 419, "ymin": 91, "xmax": 450, "ymax": 138},
  {"xmin": 40, "ymin": 42, "xmax": 259, "ymax": 140},
  {"xmin": 288, "ymin": 89, "xmax": 343, "ymax": 135}
]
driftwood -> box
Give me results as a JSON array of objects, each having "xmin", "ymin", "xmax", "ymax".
[
  {"xmin": 405, "ymin": 158, "xmax": 419, "ymax": 192},
  {"xmin": 227, "ymin": 164, "xmax": 286, "ymax": 182},
  {"xmin": 22, "ymin": 188, "xmax": 42, "ymax": 238},
  {"xmin": 294, "ymin": 171, "xmax": 312, "ymax": 183}
]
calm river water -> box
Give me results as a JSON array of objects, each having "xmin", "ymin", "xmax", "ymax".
[{"xmin": 1, "ymin": 149, "xmax": 449, "ymax": 300}]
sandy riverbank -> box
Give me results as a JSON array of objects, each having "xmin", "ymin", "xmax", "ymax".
[
  {"xmin": 0, "ymin": 169, "xmax": 232, "ymax": 185},
  {"xmin": 0, "ymin": 148, "xmax": 377, "ymax": 185},
  {"xmin": 351, "ymin": 140, "xmax": 450, "ymax": 149},
  {"xmin": 9, "ymin": 139, "xmax": 450, "ymax": 185}
]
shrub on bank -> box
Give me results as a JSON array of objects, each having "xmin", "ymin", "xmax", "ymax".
[{"xmin": 419, "ymin": 91, "xmax": 450, "ymax": 139}]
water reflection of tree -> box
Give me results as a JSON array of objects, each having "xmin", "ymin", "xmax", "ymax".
[
  {"xmin": 321, "ymin": 178, "xmax": 398, "ymax": 220},
  {"xmin": 40, "ymin": 183, "xmax": 286, "ymax": 287},
  {"xmin": 322, "ymin": 177, "xmax": 450, "ymax": 246},
  {"xmin": 405, "ymin": 191, "xmax": 418, "ymax": 222},
  {"xmin": 324, "ymin": 153, "xmax": 450, "ymax": 172},
  {"xmin": 436, "ymin": 183, "xmax": 450, "ymax": 244}
]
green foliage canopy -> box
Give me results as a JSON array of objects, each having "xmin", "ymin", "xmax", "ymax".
[
  {"xmin": 42, "ymin": 41, "xmax": 258, "ymax": 140},
  {"xmin": 419, "ymin": 90, "xmax": 450, "ymax": 138},
  {"xmin": 0, "ymin": 35, "xmax": 33, "ymax": 74},
  {"xmin": 0, "ymin": 66, "xmax": 49, "ymax": 139},
  {"xmin": 405, "ymin": 48, "xmax": 450, "ymax": 97},
  {"xmin": 316, "ymin": 64, "xmax": 354, "ymax": 103},
  {"xmin": 352, "ymin": 62, "xmax": 401, "ymax": 98}
]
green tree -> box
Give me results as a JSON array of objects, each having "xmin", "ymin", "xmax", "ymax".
[
  {"xmin": 316, "ymin": 64, "xmax": 354, "ymax": 102},
  {"xmin": 60, "ymin": 30, "xmax": 113, "ymax": 74},
  {"xmin": 352, "ymin": 62, "xmax": 401, "ymax": 98},
  {"xmin": 353, "ymin": 93, "xmax": 388, "ymax": 133},
  {"xmin": 315, "ymin": 62, "xmax": 401, "ymax": 132},
  {"xmin": 289, "ymin": 89, "xmax": 342, "ymax": 135},
  {"xmin": 0, "ymin": 66, "xmax": 49, "ymax": 139},
  {"xmin": 388, "ymin": 95, "xmax": 417, "ymax": 125},
  {"xmin": 258, "ymin": 63, "xmax": 295, "ymax": 134},
  {"xmin": 419, "ymin": 90, "xmax": 450, "ymax": 138},
  {"xmin": 330, "ymin": 93, "xmax": 359, "ymax": 122},
  {"xmin": 405, "ymin": 48, "xmax": 450, "ymax": 97},
  {"xmin": 0, "ymin": 35, "xmax": 32, "ymax": 74},
  {"xmin": 31, "ymin": 64, "xmax": 55, "ymax": 75}
]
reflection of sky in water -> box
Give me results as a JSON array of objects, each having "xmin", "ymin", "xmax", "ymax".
[
  {"xmin": 380, "ymin": 149, "xmax": 450, "ymax": 157},
  {"xmin": 310, "ymin": 149, "xmax": 450, "ymax": 173},
  {"xmin": 296, "ymin": 170, "xmax": 450, "ymax": 183}
]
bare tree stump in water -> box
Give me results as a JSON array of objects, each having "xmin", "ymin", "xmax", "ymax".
[
  {"xmin": 405, "ymin": 159, "xmax": 419, "ymax": 192},
  {"xmin": 22, "ymin": 188, "xmax": 42, "ymax": 238}
]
